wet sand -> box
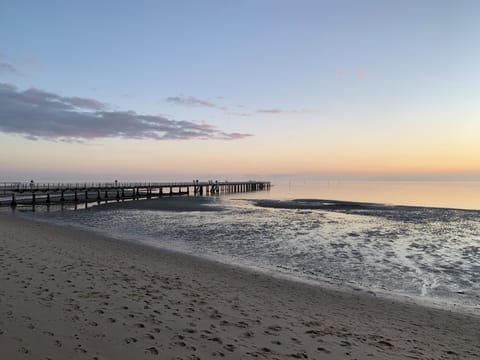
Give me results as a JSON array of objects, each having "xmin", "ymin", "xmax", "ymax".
[
  {"xmin": 93, "ymin": 196, "xmax": 224, "ymax": 212},
  {"xmin": 0, "ymin": 213, "xmax": 479, "ymax": 359}
]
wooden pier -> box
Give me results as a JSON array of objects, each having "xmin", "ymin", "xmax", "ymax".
[{"xmin": 0, "ymin": 180, "xmax": 271, "ymax": 207}]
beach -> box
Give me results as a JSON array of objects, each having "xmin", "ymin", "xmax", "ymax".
[{"xmin": 1, "ymin": 212, "xmax": 479, "ymax": 359}]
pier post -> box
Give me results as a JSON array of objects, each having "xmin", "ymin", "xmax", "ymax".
[{"xmin": 0, "ymin": 181, "xmax": 270, "ymax": 208}]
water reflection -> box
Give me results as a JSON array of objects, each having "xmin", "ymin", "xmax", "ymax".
[{"xmin": 233, "ymin": 181, "xmax": 480, "ymax": 210}]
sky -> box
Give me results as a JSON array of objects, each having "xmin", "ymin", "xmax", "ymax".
[{"xmin": 1, "ymin": 0, "xmax": 479, "ymax": 181}]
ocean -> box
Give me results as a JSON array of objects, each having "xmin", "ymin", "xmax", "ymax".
[{"xmin": 14, "ymin": 181, "xmax": 480, "ymax": 314}]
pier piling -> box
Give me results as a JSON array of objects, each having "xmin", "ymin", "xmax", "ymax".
[{"xmin": 0, "ymin": 180, "xmax": 271, "ymax": 207}]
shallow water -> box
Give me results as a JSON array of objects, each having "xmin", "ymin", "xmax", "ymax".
[{"xmin": 15, "ymin": 181, "xmax": 480, "ymax": 314}]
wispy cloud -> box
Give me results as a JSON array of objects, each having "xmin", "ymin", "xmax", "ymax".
[
  {"xmin": 166, "ymin": 95, "xmax": 227, "ymax": 111},
  {"xmin": 256, "ymin": 108, "xmax": 286, "ymax": 114},
  {"xmin": 0, "ymin": 61, "xmax": 19, "ymax": 75},
  {"xmin": 0, "ymin": 83, "xmax": 252, "ymax": 142},
  {"xmin": 256, "ymin": 108, "xmax": 311, "ymax": 114},
  {"xmin": 166, "ymin": 94, "xmax": 312, "ymax": 117}
]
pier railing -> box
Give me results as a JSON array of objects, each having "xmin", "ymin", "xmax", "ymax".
[{"xmin": 0, "ymin": 180, "xmax": 271, "ymax": 207}]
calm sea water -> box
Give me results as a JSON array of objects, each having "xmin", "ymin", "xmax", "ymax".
[{"xmin": 16, "ymin": 181, "xmax": 480, "ymax": 314}]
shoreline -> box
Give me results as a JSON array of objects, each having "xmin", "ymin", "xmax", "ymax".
[
  {"xmin": 12, "ymin": 201, "xmax": 480, "ymax": 318},
  {"xmin": 1, "ymin": 212, "xmax": 479, "ymax": 359}
]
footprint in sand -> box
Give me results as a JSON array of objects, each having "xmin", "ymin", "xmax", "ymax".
[
  {"xmin": 444, "ymin": 350, "xmax": 458, "ymax": 356},
  {"xmin": 75, "ymin": 347, "xmax": 87, "ymax": 354},
  {"xmin": 267, "ymin": 325, "xmax": 282, "ymax": 332},
  {"xmin": 124, "ymin": 337, "xmax": 138, "ymax": 344},
  {"xmin": 317, "ymin": 347, "xmax": 331, "ymax": 354},
  {"xmin": 377, "ymin": 340, "xmax": 394, "ymax": 349},
  {"xmin": 224, "ymin": 344, "xmax": 236, "ymax": 352},
  {"xmin": 211, "ymin": 351, "xmax": 225, "ymax": 357},
  {"xmin": 146, "ymin": 347, "xmax": 159, "ymax": 355},
  {"xmin": 243, "ymin": 331, "xmax": 254, "ymax": 338},
  {"xmin": 209, "ymin": 336, "xmax": 223, "ymax": 344},
  {"xmin": 291, "ymin": 337, "xmax": 302, "ymax": 345},
  {"xmin": 289, "ymin": 352, "xmax": 308, "ymax": 359},
  {"xmin": 306, "ymin": 329, "xmax": 323, "ymax": 339},
  {"xmin": 183, "ymin": 328, "xmax": 196, "ymax": 334}
]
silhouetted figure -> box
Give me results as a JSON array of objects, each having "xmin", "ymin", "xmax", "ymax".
[{"xmin": 29, "ymin": 179, "xmax": 34, "ymax": 190}]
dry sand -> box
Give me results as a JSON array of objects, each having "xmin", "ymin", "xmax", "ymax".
[{"xmin": 0, "ymin": 212, "xmax": 479, "ymax": 359}]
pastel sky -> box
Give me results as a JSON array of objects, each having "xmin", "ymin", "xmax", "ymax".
[{"xmin": 1, "ymin": 0, "xmax": 479, "ymax": 181}]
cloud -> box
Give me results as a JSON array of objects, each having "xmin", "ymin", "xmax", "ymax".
[
  {"xmin": 0, "ymin": 83, "xmax": 252, "ymax": 141},
  {"xmin": 256, "ymin": 108, "xmax": 311, "ymax": 114},
  {"xmin": 0, "ymin": 61, "xmax": 18, "ymax": 74},
  {"xmin": 166, "ymin": 94, "xmax": 312, "ymax": 117},
  {"xmin": 17, "ymin": 87, "xmax": 109, "ymax": 110},
  {"xmin": 166, "ymin": 95, "xmax": 227, "ymax": 111},
  {"xmin": 256, "ymin": 108, "xmax": 286, "ymax": 114}
]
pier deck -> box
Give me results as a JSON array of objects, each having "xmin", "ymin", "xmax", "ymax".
[{"xmin": 0, "ymin": 181, "xmax": 271, "ymax": 207}]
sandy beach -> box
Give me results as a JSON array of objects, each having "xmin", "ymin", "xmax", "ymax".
[{"xmin": 1, "ymin": 212, "xmax": 479, "ymax": 360}]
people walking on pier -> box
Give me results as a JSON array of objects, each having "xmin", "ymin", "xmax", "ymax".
[{"xmin": 29, "ymin": 180, "xmax": 35, "ymax": 190}]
